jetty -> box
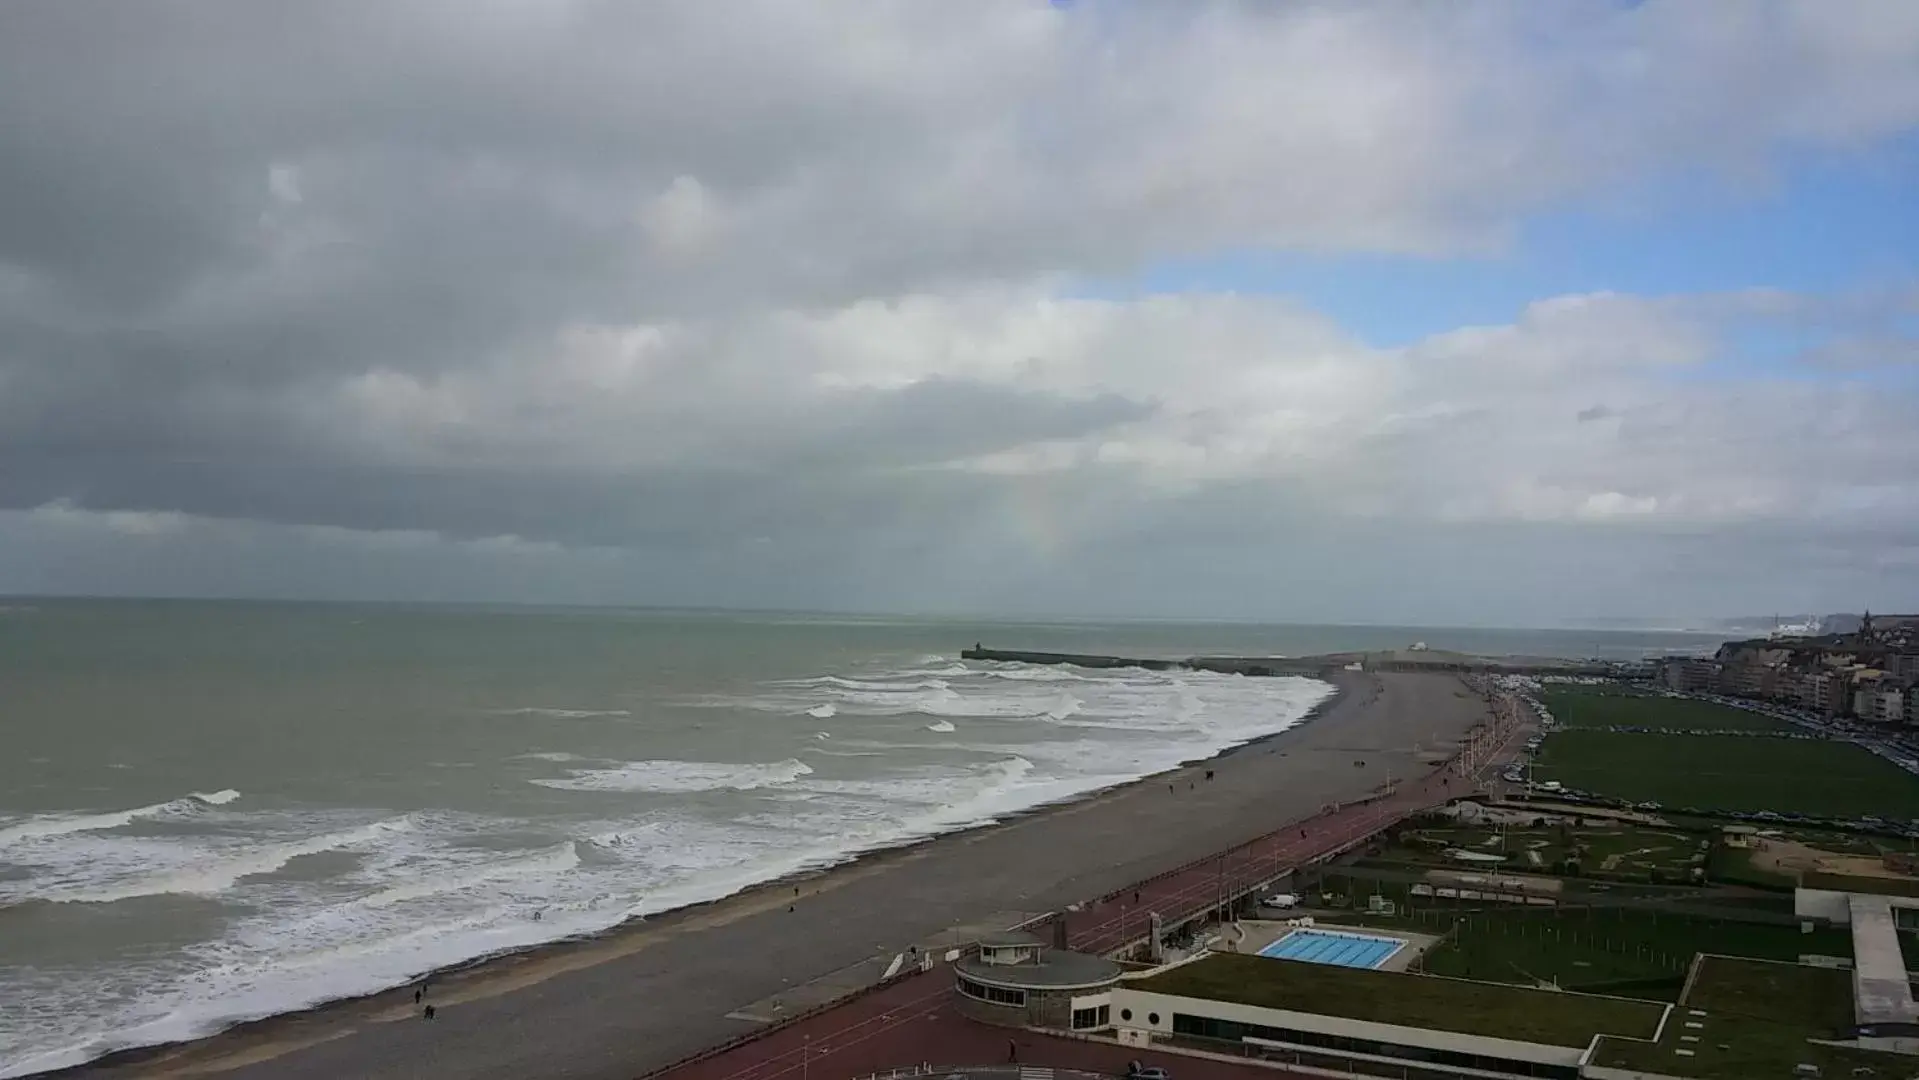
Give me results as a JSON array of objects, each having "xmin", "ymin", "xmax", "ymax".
[{"xmin": 960, "ymin": 645, "xmax": 1622, "ymax": 678}]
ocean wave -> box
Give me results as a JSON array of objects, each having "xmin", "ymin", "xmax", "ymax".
[
  {"xmin": 513, "ymin": 751, "xmax": 593, "ymax": 763},
  {"xmin": 806, "ymin": 703, "xmax": 837, "ymax": 718},
  {"xmin": 897, "ymin": 756, "xmax": 1036, "ymax": 833},
  {"xmin": 0, "ymin": 789, "xmax": 240, "ymax": 848},
  {"xmin": 0, "ymin": 669, "xmax": 1340, "ymax": 1078},
  {"xmin": 45, "ymin": 817, "xmax": 414, "ymax": 905},
  {"xmin": 357, "ymin": 842, "xmax": 580, "ymax": 908},
  {"xmin": 982, "ymin": 665, "xmax": 1089, "ymax": 682},
  {"xmin": 926, "ymin": 719, "xmax": 956, "ymax": 732},
  {"xmin": 491, "ymin": 707, "xmax": 632, "ymax": 720},
  {"xmin": 786, "ymin": 675, "xmax": 949, "ymax": 693},
  {"xmin": 529, "ymin": 758, "xmax": 814, "ymax": 794}
]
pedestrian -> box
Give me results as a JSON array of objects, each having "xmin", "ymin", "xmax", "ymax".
[
  {"xmin": 414, "ymin": 988, "xmax": 422, "ymax": 1004},
  {"xmin": 788, "ymin": 905, "xmax": 796, "ymax": 913},
  {"xmin": 1007, "ymin": 1038, "xmax": 1018, "ymax": 1063},
  {"xmin": 423, "ymin": 1004, "xmax": 437, "ymax": 1020},
  {"xmin": 1133, "ymin": 891, "xmax": 1140, "ymax": 904},
  {"xmin": 1167, "ymin": 784, "xmax": 1174, "ymax": 793}
]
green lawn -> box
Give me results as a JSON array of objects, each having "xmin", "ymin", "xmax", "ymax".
[
  {"xmin": 1133, "ymin": 952, "xmax": 1665, "ymax": 1048},
  {"xmin": 1541, "ymin": 687, "xmax": 1796, "ymax": 732},
  {"xmin": 1382, "ymin": 823, "xmax": 1709, "ymax": 880},
  {"xmin": 1588, "ymin": 956, "xmax": 1907, "ymax": 1080},
  {"xmin": 1533, "ymin": 729, "xmax": 1919, "ymax": 818},
  {"xmin": 1414, "ymin": 907, "xmax": 1853, "ymax": 996}
]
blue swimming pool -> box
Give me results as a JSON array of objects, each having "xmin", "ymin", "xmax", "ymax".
[{"xmin": 1257, "ymin": 928, "xmax": 1405, "ymax": 969}]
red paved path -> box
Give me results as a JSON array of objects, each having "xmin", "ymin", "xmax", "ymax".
[{"xmin": 651, "ymin": 688, "xmax": 1531, "ymax": 1080}]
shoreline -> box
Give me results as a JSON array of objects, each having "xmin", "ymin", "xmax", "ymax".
[{"xmin": 35, "ymin": 672, "xmax": 1359, "ymax": 1080}]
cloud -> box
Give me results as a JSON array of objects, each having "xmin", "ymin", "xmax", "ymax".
[{"xmin": 0, "ymin": 0, "xmax": 1916, "ymax": 620}]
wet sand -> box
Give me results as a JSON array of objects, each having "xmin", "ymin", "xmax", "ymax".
[{"xmin": 56, "ymin": 670, "xmax": 1490, "ymax": 1080}]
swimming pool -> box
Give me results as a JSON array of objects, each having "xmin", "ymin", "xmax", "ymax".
[{"xmin": 1257, "ymin": 928, "xmax": 1405, "ymax": 969}]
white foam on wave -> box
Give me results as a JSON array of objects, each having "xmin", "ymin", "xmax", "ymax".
[
  {"xmin": 358, "ymin": 841, "xmax": 580, "ymax": 908},
  {"xmin": 926, "ymin": 719, "xmax": 956, "ymax": 732},
  {"xmin": 530, "ymin": 758, "xmax": 814, "ymax": 794},
  {"xmin": 46, "ymin": 816, "xmax": 415, "ymax": 905},
  {"xmin": 0, "ymin": 789, "xmax": 239, "ymax": 847},
  {"xmin": 787, "ymin": 675, "xmax": 947, "ymax": 692},
  {"xmin": 982, "ymin": 665, "xmax": 1087, "ymax": 682},
  {"xmin": 806, "ymin": 703, "xmax": 837, "ymax": 718},
  {"xmin": 492, "ymin": 707, "xmax": 632, "ymax": 719},
  {"xmin": 0, "ymin": 665, "xmax": 1340, "ymax": 1079},
  {"xmin": 514, "ymin": 751, "xmax": 593, "ymax": 763}
]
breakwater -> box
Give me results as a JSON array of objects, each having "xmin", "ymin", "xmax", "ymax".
[{"xmin": 961, "ymin": 645, "xmax": 1618, "ymax": 677}]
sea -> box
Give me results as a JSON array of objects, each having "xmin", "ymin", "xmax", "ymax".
[{"xmin": 0, "ymin": 600, "xmax": 1724, "ymax": 1076}]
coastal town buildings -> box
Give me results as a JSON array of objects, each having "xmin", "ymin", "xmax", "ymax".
[{"xmin": 1659, "ymin": 616, "xmax": 1919, "ymax": 726}]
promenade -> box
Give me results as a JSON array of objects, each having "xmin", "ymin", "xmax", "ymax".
[{"xmin": 645, "ymin": 706, "xmax": 1530, "ymax": 1080}]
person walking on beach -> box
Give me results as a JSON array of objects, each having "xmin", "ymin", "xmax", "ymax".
[
  {"xmin": 1007, "ymin": 1039, "xmax": 1018, "ymax": 1063},
  {"xmin": 423, "ymin": 1004, "xmax": 437, "ymax": 1020},
  {"xmin": 414, "ymin": 988, "xmax": 422, "ymax": 1004}
]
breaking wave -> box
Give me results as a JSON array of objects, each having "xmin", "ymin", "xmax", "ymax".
[
  {"xmin": 492, "ymin": 707, "xmax": 632, "ymax": 720},
  {"xmin": 0, "ymin": 790, "xmax": 240, "ymax": 848},
  {"xmin": 45, "ymin": 817, "xmax": 415, "ymax": 905},
  {"xmin": 529, "ymin": 758, "xmax": 814, "ymax": 794},
  {"xmin": 357, "ymin": 842, "xmax": 580, "ymax": 908}
]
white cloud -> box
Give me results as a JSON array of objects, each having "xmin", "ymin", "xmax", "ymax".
[
  {"xmin": 30, "ymin": 499, "xmax": 192, "ymax": 537},
  {"xmin": 2, "ymin": 1, "xmax": 1918, "ymax": 619}
]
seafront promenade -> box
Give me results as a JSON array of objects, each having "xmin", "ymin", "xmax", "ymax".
[
  {"xmin": 67, "ymin": 670, "xmax": 1509, "ymax": 1080},
  {"xmin": 642, "ymin": 745, "xmax": 1515, "ymax": 1080}
]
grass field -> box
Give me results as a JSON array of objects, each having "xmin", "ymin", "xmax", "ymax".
[
  {"xmin": 1589, "ymin": 956, "xmax": 1905, "ymax": 1080},
  {"xmin": 1411, "ymin": 906, "xmax": 1852, "ymax": 996},
  {"xmin": 1541, "ymin": 687, "xmax": 1796, "ymax": 732},
  {"xmin": 1134, "ymin": 951, "xmax": 1665, "ymax": 1047},
  {"xmin": 1382, "ymin": 823, "xmax": 1709, "ymax": 880},
  {"xmin": 1533, "ymin": 729, "xmax": 1919, "ymax": 818},
  {"xmin": 1313, "ymin": 877, "xmax": 1855, "ymax": 998}
]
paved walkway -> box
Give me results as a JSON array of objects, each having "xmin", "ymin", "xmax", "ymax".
[{"xmin": 648, "ymin": 708, "xmax": 1532, "ymax": 1080}]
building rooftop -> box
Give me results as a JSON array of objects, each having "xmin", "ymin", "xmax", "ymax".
[
  {"xmin": 1801, "ymin": 869, "xmax": 1919, "ymax": 899},
  {"xmin": 1849, "ymin": 894, "xmax": 1919, "ymax": 1027},
  {"xmin": 974, "ymin": 929, "xmax": 1046, "ymax": 949},
  {"xmin": 1587, "ymin": 955, "xmax": 1906, "ymax": 1080},
  {"xmin": 956, "ymin": 948, "xmax": 1121, "ymax": 990},
  {"xmin": 1129, "ymin": 952, "xmax": 1663, "ymax": 1049}
]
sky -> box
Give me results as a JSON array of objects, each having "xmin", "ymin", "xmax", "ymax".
[{"xmin": 1, "ymin": 0, "xmax": 1917, "ymax": 628}]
